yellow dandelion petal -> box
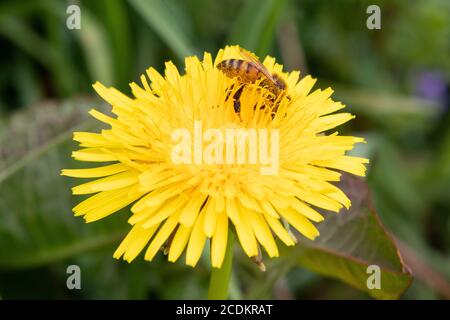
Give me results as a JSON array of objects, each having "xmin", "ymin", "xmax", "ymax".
[
  {"xmin": 141, "ymin": 196, "xmax": 187, "ymax": 228},
  {"xmin": 264, "ymin": 213, "xmax": 296, "ymax": 246},
  {"xmin": 123, "ymin": 224, "xmax": 157, "ymax": 262},
  {"xmin": 313, "ymin": 156, "xmax": 369, "ymax": 177},
  {"xmin": 144, "ymin": 211, "xmax": 181, "ymax": 261},
  {"xmin": 286, "ymin": 197, "xmax": 324, "ymax": 222},
  {"xmin": 314, "ymin": 113, "xmax": 355, "ymax": 133},
  {"xmin": 73, "ymin": 132, "xmax": 120, "ymax": 148},
  {"xmin": 211, "ymin": 211, "xmax": 228, "ymax": 268},
  {"xmin": 293, "ymin": 189, "xmax": 343, "ymax": 212},
  {"xmin": 186, "ymin": 209, "xmax": 208, "ymax": 267},
  {"xmin": 61, "ymin": 163, "xmax": 128, "ymax": 178},
  {"xmin": 72, "ymin": 148, "xmax": 118, "ymax": 162},
  {"xmin": 179, "ymin": 191, "xmax": 208, "ymax": 227},
  {"xmin": 73, "ymin": 187, "xmax": 125, "ymax": 215},
  {"xmin": 234, "ymin": 203, "xmax": 258, "ymax": 257},
  {"xmin": 203, "ymin": 198, "xmax": 218, "ymax": 238},
  {"xmin": 279, "ymin": 207, "xmax": 320, "ymax": 240},
  {"xmin": 71, "ymin": 170, "xmax": 140, "ymax": 195},
  {"xmin": 168, "ymin": 225, "xmax": 192, "ymax": 263},
  {"xmin": 83, "ymin": 186, "xmax": 144, "ymax": 223},
  {"xmin": 114, "ymin": 222, "xmax": 160, "ymax": 262},
  {"xmin": 247, "ymin": 210, "xmax": 279, "ymax": 258}
]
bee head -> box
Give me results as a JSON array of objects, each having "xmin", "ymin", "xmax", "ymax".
[{"xmin": 272, "ymin": 74, "xmax": 286, "ymax": 90}]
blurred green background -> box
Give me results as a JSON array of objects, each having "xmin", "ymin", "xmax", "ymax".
[{"xmin": 0, "ymin": 0, "xmax": 449, "ymax": 299}]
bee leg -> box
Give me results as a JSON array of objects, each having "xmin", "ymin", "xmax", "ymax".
[
  {"xmin": 234, "ymin": 101, "xmax": 241, "ymax": 113},
  {"xmin": 225, "ymin": 84, "xmax": 235, "ymax": 101},
  {"xmin": 232, "ymin": 86, "xmax": 243, "ymax": 113}
]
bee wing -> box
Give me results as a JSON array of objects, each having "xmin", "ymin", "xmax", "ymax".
[{"xmin": 239, "ymin": 48, "xmax": 277, "ymax": 84}]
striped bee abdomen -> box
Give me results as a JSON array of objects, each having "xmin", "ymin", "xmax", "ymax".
[{"xmin": 217, "ymin": 59, "xmax": 261, "ymax": 83}]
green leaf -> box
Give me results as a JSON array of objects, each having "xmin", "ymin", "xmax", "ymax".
[
  {"xmin": 102, "ymin": 0, "xmax": 133, "ymax": 89},
  {"xmin": 288, "ymin": 173, "xmax": 413, "ymax": 300},
  {"xmin": 226, "ymin": 0, "xmax": 287, "ymax": 56},
  {"xmin": 0, "ymin": 2, "xmax": 82, "ymax": 96},
  {"xmin": 0, "ymin": 15, "xmax": 55, "ymax": 69},
  {"xmin": 0, "ymin": 97, "xmax": 127, "ymax": 270},
  {"xmin": 128, "ymin": 0, "xmax": 197, "ymax": 59},
  {"xmin": 76, "ymin": 10, "xmax": 115, "ymax": 85},
  {"xmin": 329, "ymin": 84, "xmax": 440, "ymax": 133},
  {"xmin": 0, "ymin": 97, "xmax": 94, "ymax": 183}
]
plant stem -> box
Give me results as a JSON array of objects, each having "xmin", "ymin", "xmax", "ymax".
[{"xmin": 207, "ymin": 231, "xmax": 234, "ymax": 300}]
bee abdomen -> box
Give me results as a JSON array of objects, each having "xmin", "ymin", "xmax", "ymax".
[{"xmin": 217, "ymin": 59, "xmax": 261, "ymax": 82}]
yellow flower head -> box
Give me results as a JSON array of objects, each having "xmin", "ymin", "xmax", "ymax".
[{"xmin": 62, "ymin": 46, "xmax": 368, "ymax": 268}]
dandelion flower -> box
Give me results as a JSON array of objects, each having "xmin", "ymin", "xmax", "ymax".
[{"xmin": 62, "ymin": 46, "xmax": 368, "ymax": 268}]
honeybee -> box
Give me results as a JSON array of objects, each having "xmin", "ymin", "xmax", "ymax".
[{"xmin": 217, "ymin": 49, "xmax": 287, "ymax": 114}]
